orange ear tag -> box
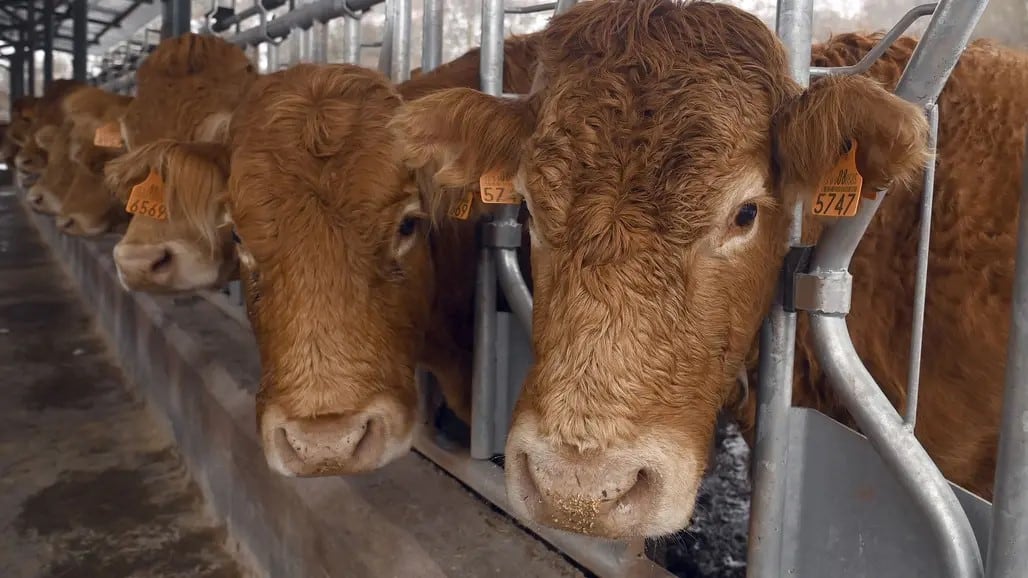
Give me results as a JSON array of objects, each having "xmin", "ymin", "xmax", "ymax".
[
  {"xmin": 126, "ymin": 169, "xmax": 168, "ymax": 221},
  {"xmin": 450, "ymin": 189, "xmax": 474, "ymax": 220},
  {"xmin": 479, "ymin": 169, "xmax": 522, "ymax": 205},
  {"xmin": 811, "ymin": 139, "xmax": 863, "ymax": 218},
  {"xmin": 93, "ymin": 121, "xmax": 124, "ymax": 148}
]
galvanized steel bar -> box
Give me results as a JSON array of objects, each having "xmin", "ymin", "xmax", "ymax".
[
  {"xmin": 806, "ymin": 0, "xmax": 991, "ymax": 576},
  {"xmin": 422, "ymin": 0, "xmax": 443, "ymax": 72},
  {"xmin": 377, "ymin": 0, "xmax": 393, "ymax": 77},
  {"xmin": 746, "ymin": 0, "xmax": 812, "ymax": 574},
  {"xmin": 25, "ymin": 3, "xmax": 35, "ymax": 96},
  {"xmin": 985, "ymin": 130, "xmax": 1028, "ymax": 578},
  {"xmin": 10, "ymin": 53, "xmax": 24, "ymax": 101},
  {"xmin": 72, "ymin": 0, "xmax": 87, "ymax": 82},
  {"xmin": 312, "ymin": 21, "xmax": 328, "ymax": 63},
  {"xmin": 904, "ymin": 102, "xmax": 940, "ymax": 428},
  {"xmin": 504, "ymin": 2, "xmax": 556, "ymax": 14},
  {"xmin": 42, "ymin": 0, "xmax": 55, "ymax": 88},
  {"xmin": 554, "ymin": 0, "xmax": 578, "ymax": 13},
  {"xmin": 390, "ymin": 0, "xmax": 411, "ymax": 82},
  {"xmin": 468, "ymin": 0, "xmax": 507, "ymax": 461},
  {"xmin": 343, "ymin": 13, "xmax": 361, "ymax": 64}
]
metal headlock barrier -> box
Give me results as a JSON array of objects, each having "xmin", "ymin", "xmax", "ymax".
[{"xmin": 31, "ymin": 0, "xmax": 1028, "ymax": 576}]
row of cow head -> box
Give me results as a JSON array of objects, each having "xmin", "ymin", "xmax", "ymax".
[{"xmin": 3, "ymin": 0, "xmax": 934, "ymax": 541}]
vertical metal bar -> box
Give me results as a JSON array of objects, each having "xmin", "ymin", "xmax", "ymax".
[
  {"xmin": 25, "ymin": 4, "xmax": 35, "ymax": 96},
  {"xmin": 746, "ymin": 0, "xmax": 812, "ymax": 575},
  {"xmin": 267, "ymin": 42, "xmax": 280, "ymax": 71},
  {"xmin": 72, "ymin": 0, "xmax": 87, "ymax": 82},
  {"xmin": 377, "ymin": 0, "xmax": 393, "ymax": 77},
  {"xmin": 468, "ymin": 0, "xmax": 507, "ymax": 461},
  {"xmin": 390, "ymin": 0, "xmax": 411, "ymax": 82},
  {"xmin": 806, "ymin": 0, "xmax": 990, "ymax": 576},
  {"xmin": 904, "ymin": 102, "xmax": 940, "ymax": 428},
  {"xmin": 173, "ymin": 0, "xmax": 193, "ymax": 36},
  {"xmin": 43, "ymin": 0, "xmax": 54, "ymax": 88},
  {"xmin": 343, "ymin": 12, "xmax": 361, "ymax": 64},
  {"xmin": 10, "ymin": 53, "xmax": 24, "ymax": 101},
  {"xmin": 312, "ymin": 20, "xmax": 328, "ymax": 63},
  {"xmin": 422, "ymin": 0, "xmax": 443, "ymax": 72},
  {"xmin": 554, "ymin": 0, "xmax": 578, "ymax": 14},
  {"xmin": 984, "ymin": 131, "xmax": 1028, "ymax": 578}
]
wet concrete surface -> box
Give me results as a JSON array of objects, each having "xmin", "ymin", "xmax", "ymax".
[{"xmin": 0, "ymin": 190, "xmax": 249, "ymax": 578}]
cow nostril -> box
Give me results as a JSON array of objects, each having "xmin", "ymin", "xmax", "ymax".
[
  {"xmin": 58, "ymin": 216, "xmax": 75, "ymax": 230},
  {"xmin": 150, "ymin": 249, "xmax": 173, "ymax": 273}
]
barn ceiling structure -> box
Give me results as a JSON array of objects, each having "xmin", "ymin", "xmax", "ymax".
[{"xmin": 0, "ymin": 0, "xmax": 189, "ymax": 100}]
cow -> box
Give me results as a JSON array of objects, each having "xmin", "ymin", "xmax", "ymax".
[
  {"xmin": 104, "ymin": 34, "xmax": 540, "ymax": 296},
  {"xmin": 55, "ymin": 87, "xmax": 134, "ymax": 236},
  {"xmin": 103, "ymin": 33, "xmax": 258, "ymax": 292},
  {"xmin": 392, "ymin": 0, "xmax": 1025, "ymax": 539},
  {"xmin": 16, "ymin": 80, "xmax": 86, "ymax": 199},
  {"xmin": 146, "ymin": 38, "xmax": 536, "ymax": 477},
  {"xmin": 25, "ymin": 121, "xmax": 78, "ymax": 216},
  {"xmin": 1, "ymin": 95, "xmax": 38, "ymax": 181}
]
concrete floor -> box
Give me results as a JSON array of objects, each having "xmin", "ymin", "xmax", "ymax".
[{"xmin": 0, "ymin": 190, "xmax": 249, "ymax": 578}]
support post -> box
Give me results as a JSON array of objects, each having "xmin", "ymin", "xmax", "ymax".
[
  {"xmin": 25, "ymin": 3, "xmax": 35, "ymax": 96},
  {"xmin": 343, "ymin": 12, "xmax": 361, "ymax": 64},
  {"xmin": 163, "ymin": 0, "xmax": 192, "ymax": 38},
  {"xmin": 422, "ymin": 0, "xmax": 443, "ymax": 72},
  {"xmin": 746, "ymin": 0, "xmax": 812, "ymax": 573},
  {"xmin": 43, "ymin": 0, "xmax": 54, "ymax": 88},
  {"xmin": 72, "ymin": 0, "xmax": 87, "ymax": 82}
]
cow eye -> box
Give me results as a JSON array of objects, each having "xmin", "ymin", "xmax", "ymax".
[
  {"xmin": 397, "ymin": 216, "xmax": 419, "ymax": 237},
  {"xmin": 231, "ymin": 227, "xmax": 241, "ymax": 244},
  {"xmin": 734, "ymin": 203, "xmax": 758, "ymax": 228}
]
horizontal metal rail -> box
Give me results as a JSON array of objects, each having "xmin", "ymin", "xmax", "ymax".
[
  {"xmin": 210, "ymin": 0, "xmax": 287, "ymax": 32},
  {"xmin": 224, "ymin": 0, "xmax": 385, "ymax": 46},
  {"xmin": 504, "ymin": 2, "xmax": 556, "ymax": 14},
  {"xmin": 805, "ymin": 0, "xmax": 991, "ymax": 575},
  {"xmin": 810, "ymin": 3, "xmax": 938, "ymax": 79}
]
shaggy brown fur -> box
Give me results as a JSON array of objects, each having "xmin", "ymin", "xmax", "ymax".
[
  {"xmin": 393, "ymin": 0, "xmax": 951, "ymax": 538},
  {"xmin": 399, "ymin": 33, "xmax": 541, "ymax": 101}
]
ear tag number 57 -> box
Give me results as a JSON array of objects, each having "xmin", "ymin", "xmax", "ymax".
[{"xmin": 812, "ymin": 139, "xmax": 864, "ymax": 218}]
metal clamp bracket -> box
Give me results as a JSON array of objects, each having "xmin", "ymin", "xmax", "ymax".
[
  {"xmin": 781, "ymin": 244, "xmax": 814, "ymax": 313},
  {"xmin": 794, "ymin": 269, "xmax": 853, "ymax": 316}
]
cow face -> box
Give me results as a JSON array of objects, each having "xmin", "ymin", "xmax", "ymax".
[
  {"xmin": 105, "ymin": 141, "xmax": 235, "ymax": 292},
  {"xmin": 394, "ymin": 0, "xmax": 928, "ymax": 539},
  {"xmin": 26, "ymin": 122, "xmax": 77, "ymax": 216},
  {"xmin": 228, "ymin": 64, "xmax": 433, "ymax": 477},
  {"xmin": 56, "ymin": 88, "xmax": 133, "ymax": 237},
  {"xmin": 108, "ymin": 32, "xmax": 256, "ymax": 294}
]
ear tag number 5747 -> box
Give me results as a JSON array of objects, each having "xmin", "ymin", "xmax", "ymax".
[{"xmin": 812, "ymin": 139, "xmax": 863, "ymax": 218}]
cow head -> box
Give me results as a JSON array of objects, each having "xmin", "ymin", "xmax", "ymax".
[
  {"xmin": 26, "ymin": 121, "xmax": 77, "ymax": 215},
  {"xmin": 394, "ymin": 0, "xmax": 928, "ymax": 538},
  {"xmin": 16, "ymin": 80, "xmax": 85, "ymax": 191},
  {"xmin": 56, "ymin": 87, "xmax": 133, "ymax": 237},
  {"xmin": 228, "ymin": 64, "xmax": 433, "ymax": 476},
  {"xmin": 109, "ymin": 32, "xmax": 256, "ymax": 293}
]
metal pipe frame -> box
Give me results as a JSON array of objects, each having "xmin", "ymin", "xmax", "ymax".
[
  {"xmin": 43, "ymin": 0, "xmax": 54, "ymax": 88},
  {"xmin": 225, "ymin": 0, "xmax": 384, "ymax": 47},
  {"xmin": 421, "ymin": 0, "xmax": 443, "ymax": 72},
  {"xmin": 810, "ymin": 3, "xmax": 937, "ymax": 79},
  {"xmin": 985, "ymin": 130, "xmax": 1028, "ymax": 578},
  {"xmin": 10, "ymin": 51, "xmax": 24, "ymax": 100},
  {"xmin": 804, "ymin": 0, "xmax": 991, "ymax": 576},
  {"xmin": 25, "ymin": 3, "xmax": 35, "ymax": 97},
  {"xmin": 389, "ymin": 0, "xmax": 411, "ymax": 82},
  {"xmin": 745, "ymin": 0, "xmax": 812, "ymax": 574},
  {"xmin": 71, "ymin": 0, "xmax": 86, "ymax": 81},
  {"xmin": 377, "ymin": 0, "xmax": 393, "ymax": 78},
  {"xmin": 504, "ymin": 2, "xmax": 556, "ymax": 14}
]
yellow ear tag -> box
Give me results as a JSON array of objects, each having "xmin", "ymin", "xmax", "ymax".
[
  {"xmin": 450, "ymin": 189, "xmax": 474, "ymax": 220},
  {"xmin": 126, "ymin": 169, "xmax": 168, "ymax": 221},
  {"xmin": 93, "ymin": 121, "xmax": 124, "ymax": 148},
  {"xmin": 812, "ymin": 139, "xmax": 863, "ymax": 218},
  {"xmin": 479, "ymin": 169, "xmax": 521, "ymax": 205}
]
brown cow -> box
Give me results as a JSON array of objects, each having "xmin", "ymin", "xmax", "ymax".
[
  {"xmin": 390, "ymin": 0, "xmax": 1028, "ymax": 540},
  {"xmin": 104, "ymin": 33, "xmax": 258, "ymax": 292},
  {"xmin": 17, "ymin": 80, "xmax": 86, "ymax": 197},
  {"xmin": 1, "ymin": 95, "xmax": 38, "ymax": 180},
  {"xmin": 213, "ymin": 39, "xmax": 540, "ymax": 477},
  {"xmin": 55, "ymin": 87, "xmax": 134, "ymax": 236},
  {"xmin": 25, "ymin": 121, "xmax": 78, "ymax": 215}
]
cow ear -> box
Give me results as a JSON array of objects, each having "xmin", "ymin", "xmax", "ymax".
[
  {"xmin": 390, "ymin": 88, "xmax": 536, "ymax": 222},
  {"xmin": 773, "ymin": 75, "xmax": 929, "ymax": 204},
  {"xmin": 34, "ymin": 125, "xmax": 59, "ymax": 150},
  {"xmin": 194, "ymin": 111, "xmax": 233, "ymax": 144}
]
